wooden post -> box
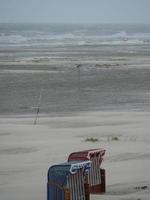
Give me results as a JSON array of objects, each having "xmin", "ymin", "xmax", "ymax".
[
  {"xmin": 100, "ymin": 168, "xmax": 106, "ymax": 193},
  {"xmin": 84, "ymin": 184, "xmax": 90, "ymax": 200},
  {"xmin": 64, "ymin": 189, "xmax": 70, "ymax": 200}
]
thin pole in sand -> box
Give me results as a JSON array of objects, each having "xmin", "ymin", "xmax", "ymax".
[
  {"xmin": 76, "ymin": 64, "xmax": 81, "ymax": 93},
  {"xmin": 34, "ymin": 86, "xmax": 43, "ymax": 125}
]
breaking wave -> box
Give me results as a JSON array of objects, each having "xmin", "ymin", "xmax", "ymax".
[{"xmin": 0, "ymin": 24, "xmax": 150, "ymax": 47}]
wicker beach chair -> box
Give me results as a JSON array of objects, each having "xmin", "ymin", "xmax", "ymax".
[
  {"xmin": 47, "ymin": 161, "xmax": 91, "ymax": 200},
  {"xmin": 68, "ymin": 148, "xmax": 106, "ymax": 194}
]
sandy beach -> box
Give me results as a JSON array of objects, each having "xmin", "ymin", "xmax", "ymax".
[
  {"xmin": 0, "ymin": 23, "xmax": 150, "ymax": 200},
  {"xmin": 0, "ymin": 111, "xmax": 150, "ymax": 200}
]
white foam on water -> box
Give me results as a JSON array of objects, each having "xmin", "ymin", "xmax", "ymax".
[
  {"xmin": 0, "ymin": 34, "xmax": 28, "ymax": 44},
  {"xmin": 1, "ymin": 29, "xmax": 150, "ymax": 47}
]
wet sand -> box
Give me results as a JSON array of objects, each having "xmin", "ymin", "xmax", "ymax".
[{"xmin": 1, "ymin": 52, "xmax": 150, "ymax": 116}]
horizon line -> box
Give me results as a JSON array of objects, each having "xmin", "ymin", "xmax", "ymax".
[{"xmin": 0, "ymin": 21, "xmax": 150, "ymax": 25}]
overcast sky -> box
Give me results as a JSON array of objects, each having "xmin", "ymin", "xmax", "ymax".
[{"xmin": 0, "ymin": 0, "xmax": 150, "ymax": 23}]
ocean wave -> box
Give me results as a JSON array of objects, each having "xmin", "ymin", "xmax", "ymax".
[
  {"xmin": 1, "ymin": 29, "xmax": 150, "ymax": 47},
  {"xmin": 0, "ymin": 34, "xmax": 28, "ymax": 44}
]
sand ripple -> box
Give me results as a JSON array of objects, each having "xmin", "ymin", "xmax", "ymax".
[{"xmin": 0, "ymin": 147, "xmax": 37, "ymax": 155}]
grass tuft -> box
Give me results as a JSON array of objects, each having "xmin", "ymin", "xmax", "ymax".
[
  {"xmin": 111, "ymin": 136, "xmax": 119, "ymax": 141},
  {"xmin": 85, "ymin": 137, "xmax": 99, "ymax": 142}
]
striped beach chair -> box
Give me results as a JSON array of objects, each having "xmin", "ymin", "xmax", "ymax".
[
  {"xmin": 47, "ymin": 161, "xmax": 91, "ymax": 200},
  {"xmin": 68, "ymin": 148, "xmax": 106, "ymax": 194}
]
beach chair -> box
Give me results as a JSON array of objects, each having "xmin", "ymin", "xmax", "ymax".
[
  {"xmin": 68, "ymin": 148, "xmax": 106, "ymax": 194},
  {"xmin": 47, "ymin": 161, "xmax": 91, "ymax": 200}
]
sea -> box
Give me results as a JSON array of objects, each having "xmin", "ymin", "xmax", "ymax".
[{"xmin": 0, "ymin": 23, "xmax": 150, "ymax": 115}]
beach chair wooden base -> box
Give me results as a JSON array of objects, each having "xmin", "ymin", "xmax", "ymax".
[
  {"xmin": 90, "ymin": 169, "xmax": 106, "ymax": 194},
  {"xmin": 84, "ymin": 183, "xmax": 90, "ymax": 200},
  {"xmin": 47, "ymin": 183, "xmax": 89, "ymax": 200},
  {"xmin": 64, "ymin": 185, "xmax": 90, "ymax": 200},
  {"xmin": 64, "ymin": 189, "xmax": 70, "ymax": 200}
]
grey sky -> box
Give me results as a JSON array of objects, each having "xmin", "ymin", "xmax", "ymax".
[{"xmin": 0, "ymin": 0, "xmax": 150, "ymax": 23}]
